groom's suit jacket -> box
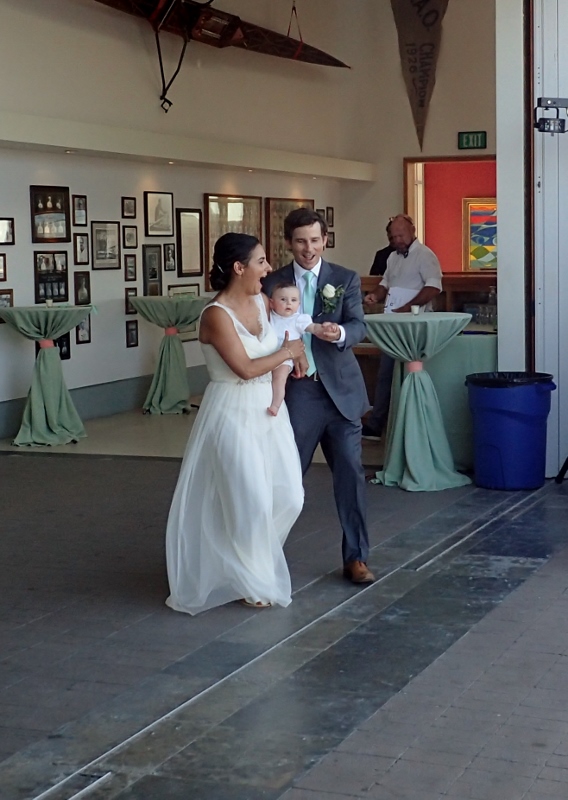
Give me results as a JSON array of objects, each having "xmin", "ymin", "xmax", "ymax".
[{"xmin": 263, "ymin": 260, "xmax": 369, "ymax": 421}]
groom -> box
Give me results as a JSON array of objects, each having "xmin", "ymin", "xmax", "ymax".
[{"xmin": 263, "ymin": 207, "xmax": 374, "ymax": 584}]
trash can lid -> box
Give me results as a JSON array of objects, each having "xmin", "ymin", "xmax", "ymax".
[{"xmin": 465, "ymin": 371, "xmax": 554, "ymax": 387}]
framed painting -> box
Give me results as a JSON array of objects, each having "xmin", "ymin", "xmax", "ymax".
[
  {"xmin": 204, "ymin": 193, "xmax": 262, "ymax": 290},
  {"xmin": 122, "ymin": 225, "xmax": 138, "ymax": 249},
  {"xmin": 74, "ymin": 271, "xmax": 91, "ymax": 305},
  {"xmin": 0, "ymin": 288, "xmax": 13, "ymax": 320},
  {"xmin": 142, "ymin": 244, "xmax": 162, "ymax": 296},
  {"xmin": 126, "ymin": 319, "xmax": 139, "ymax": 347},
  {"xmin": 34, "ymin": 251, "xmax": 68, "ymax": 304},
  {"xmin": 163, "ymin": 242, "xmax": 176, "ymax": 272},
  {"xmin": 76, "ymin": 315, "xmax": 91, "ymax": 345},
  {"xmin": 73, "ymin": 232, "xmax": 89, "ymax": 265},
  {"xmin": 326, "ymin": 206, "xmax": 335, "ymax": 228},
  {"xmin": 176, "ymin": 208, "xmax": 203, "ymax": 277},
  {"xmin": 72, "ymin": 195, "xmax": 88, "ymax": 227},
  {"xmin": 91, "ymin": 221, "xmax": 120, "ymax": 269},
  {"xmin": 168, "ymin": 283, "xmax": 200, "ymax": 342},
  {"xmin": 144, "ymin": 191, "xmax": 174, "ymax": 236},
  {"xmin": 30, "ymin": 185, "xmax": 71, "ymax": 243},
  {"xmin": 265, "ymin": 198, "xmax": 314, "ymax": 270},
  {"xmin": 0, "ymin": 254, "xmax": 6, "ymax": 281},
  {"xmin": 124, "ymin": 253, "xmax": 137, "ymax": 282},
  {"xmin": 462, "ymin": 198, "xmax": 497, "ymax": 271},
  {"xmin": 0, "ymin": 218, "xmax": 15, "ymax": 245},
  {"xmin": 121, "ymin": 196, "xmax": 136, "ymax": 219},
  {"xmin": 326, "ymin": 231, "xmax": 335, "ymax": 248},
  {"xmin": 125, "ymin": 287, "xmax": 137, "ymax": 314}
]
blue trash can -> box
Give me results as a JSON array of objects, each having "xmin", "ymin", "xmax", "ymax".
[{"xmin": 465, "ymin": 372, "xmax": 556, "ymax": 490}]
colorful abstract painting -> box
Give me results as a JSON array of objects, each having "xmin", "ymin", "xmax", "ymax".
[{"xmin": 462, "ymin": 198, "xmax": 497, "ymax": 271}]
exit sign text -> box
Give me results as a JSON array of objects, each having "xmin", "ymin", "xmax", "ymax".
[{"xmin": 458, "ymin": 131, "xmax": 487, "ymax": 150}]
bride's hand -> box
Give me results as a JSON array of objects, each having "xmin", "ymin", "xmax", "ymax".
[{"xmin": 281, "ymin": 332, "xmax": 304, "ymax": 360}]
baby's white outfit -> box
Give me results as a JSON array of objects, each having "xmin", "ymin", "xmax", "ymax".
[{"xmin": 270, "ymin": 310, "xmax": 312, "ymax": 368}]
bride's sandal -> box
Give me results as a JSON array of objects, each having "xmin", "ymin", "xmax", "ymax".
[{"xmin": 240, "ymin": 598, "xmax": 272, "ymax": 609}]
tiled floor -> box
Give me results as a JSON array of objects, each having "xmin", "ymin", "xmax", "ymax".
[{"xmin": 1, "ymin": 410, "xmax": 568, "ymax": 799}]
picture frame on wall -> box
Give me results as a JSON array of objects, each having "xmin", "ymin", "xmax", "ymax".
[
  {"xmin": 176, "ymin": 208, "xmax": 203, "ymax": 277},
  {"xmin": 0, "ymin": 218, "xmax": 15, "ymax": 245},
  {"xmin": 76, "ymin": 315, "xmax": 91, "ymax": 345},
  {"xmin": 204, "ymin": 193, "xmax": 262, "ymax": 290},
  {"xmin": 126, "ymin": 319, "xmax": 139, "ymax": 348},
  {"xmin": 265, "ymin": 198, "xmax": 314, "ymax": 270},
  {"xmin": 125, "ymin": 287, "xmax": 137, "ymax": 314},
  {"xmin": 168, "ymin": 283, "xmax": 200, "ymax": 341},
  {"xmin": 74, "ymin": 271, "xmax": 91, "ymax": 305},
  {"xmin": 163, "ymin": 243, "xmax": 176, "ymax": 271},
  {"xmin": 326, "ymin": 231, "xmax": 335, "ymax": 248},
  {"xmin": 325, "ymin": 207, "xmax": 335, "ymax": 228},
  {"xmin": 0, "ymin": 288, "xmax": 14, "ymax": 320},
  {"xmin": 72, "ymin": 195, "xmax": 88, "ymax": 227},
  {"xmin": 142, "ymin": 244, "xmax": 162, "ymax": 296},
  {"xmin": 144, "ymin": 191, "xmax": 174, "ymax": 237},
  {"xmin": 124, "ymin": 253, "xmax": 137, "ymax": 281},
  {"xmin": 91, "ymin": 221, "xmax": 120, "ymax": 269},
  {"xmin": 121, "ymin": 197, "xmax": 137, "ymax": 219},
  {"xmin": 34, "ymin": 251, "xmax": 68, "ymax": 304},
  {"xmin": 30, "ymin": 185, "xmax": 71, "ymax": 243},
  {"xmin": 73, "ymin": 233, "xmax": 89, "ymax": 265},
  {"xmin": 0, "ymin": 254, "xmax": 6, "ymax": 282},
  {"xmin": 462, "ymin": 197, "xmax": 497, "ymax": 271},
  {"xmin": 55, "ymin": 331, "xmax": 71, "ymax": 361},
  {"xmin": 316, "ymin": 208, "xmax": 325, "ymax": 219},
  {"xmin": 122, "ymin": 225, "xmax": 138, "ymax": 249}
]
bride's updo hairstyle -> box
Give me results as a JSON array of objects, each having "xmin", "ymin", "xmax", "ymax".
[{"xmin": 210, "ymin": 232, "xmax": 261, "ymax": 291}]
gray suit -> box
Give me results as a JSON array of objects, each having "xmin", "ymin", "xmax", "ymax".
[{"xmin": 263, "ymin": 260, "xmax": 371, "ymax": 564}]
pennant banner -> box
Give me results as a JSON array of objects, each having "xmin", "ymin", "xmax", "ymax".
[{"xmin": 390, "ymin": 0, "xmax": 450, "ymax": 149}]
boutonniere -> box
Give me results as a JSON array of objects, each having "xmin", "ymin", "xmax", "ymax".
[{"xmin": 318, "ymin": 283, "xmax": 345, "ymax": 313}]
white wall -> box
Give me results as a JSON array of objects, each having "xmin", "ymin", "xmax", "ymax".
[
  {"xmin": 0, "ymin": 0, "xmax": 497, "ymax": 403},
  {"xmin": 0, "ymin": 148, "xmax": 339, "ymax": 402}
]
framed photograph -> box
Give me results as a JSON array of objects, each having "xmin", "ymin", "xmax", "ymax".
[
  {"xmin": 0, "ymin": 254, "xmax": 6, "ymax": 281},
  {"xmin": 34, "ymin": 251, "xmax": 68, "ymax": 304},
  {"xmin": 74, "ymin": 271, "xmax": 91, "ymax": 305},
  {"xmin": 126, "ymin": 319, "xmax": 139, "ymax": 348},
  {"xmin": 316, "ymin": 208, "xmax": 325, "ymax": 219},
  {"xmin": 326, "ymin": 231, "xmax": 336, "ymax": 248},
  {"xmin": 72, "ymin": 195, "xmax": 88, "ymax": 227},
  {"xmin": 144, "ymin": 191, "xmax": 174, "ymax": 237},
  {"xmin": 0, "ymin": 288, "xmax": 13, "ymax": 322},
  {"xmin": 30, "ymin": 185, "xmax": 71, "ymax": 243},
  {"xmin": 168, "ymin": 283, "xmax": 200, "ymax": 342},
  {"xmin": 125, "ymin": 287, "xmax": 137, "ymax": 314},
  {"xmin": 163, "ymin": 243, "xmax": 176, "ymax": 272},
  {"xmin": 124, "ymin": 253, "xmax": 137, "ymax": 281},
  {"xmin": 265, "ymin": 198, "xmax": 314, "ymax": 270},
  {"xmin": 0, "ymin": 218, "xmax": 15, "ymax": 245},
  {"xmin": 73, "ymin": 233, "xmax": 89, "ymax": 265},
  {"xmin": 462, "ymin": 197, "xmax": 497, "ymax": 271},
  {"xmin": 122, "ymin": 225, "xmax": 138, "ymax": 249},
  {"xmin": 121, "ymin": 197, "xmax": 137, "ymax": 219},
  {"xmin": 176, "ymin": 208, "xmax": 203, "ymax": 277},
  {"xmin": 204, "ymin": 193, "xmax": 262, "ymax": 290},
  {"xmin": 91, "ymin": 221, "xmax": 120, "ymax": 269},
  {"xmin": 325, "ymin": 207, "xmax": 335, "ymax": 228},
  {"xmin": 55, "ymin": 331, "xmax": 71, "ymax": 360},
  {"xmin": 142, "ymin": 244, "xmax": 162, "ymax": 296},
  {"xmin": 76, "ymin": 314, "xmax": 91, "ymax": 345}
]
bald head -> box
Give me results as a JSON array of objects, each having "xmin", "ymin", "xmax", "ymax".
[{"xmin": 389, "ymin": 215, "xmax": 415, "ymax": 253}]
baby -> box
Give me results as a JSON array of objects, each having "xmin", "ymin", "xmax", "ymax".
[{"xmin": 268, "ymin": 282, "xmax": 331, "ymax": 416}]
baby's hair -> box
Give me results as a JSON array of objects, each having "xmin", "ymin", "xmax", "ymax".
[{"xmin": 271, "ymin": 281, "xmax": 299, "ymax": 294}]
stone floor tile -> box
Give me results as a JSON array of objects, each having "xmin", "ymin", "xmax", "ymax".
[
  {"xmin": 538, "ymin": 766, "xmax": 568, "ymax": 782},
  {"xmin": 524, "ymin": 780, "xmax": 568, "ymax": 798},
  {"xmin": 442, "ymin": 768, "xmax": 535, "ymax": 799},
  {"xmin": 294, "ymin": 752, "xmax": 394, "ymax": 795},
  {"xmin": 375, "ymin": 758, "xmax": 464, "ymax": 795}
]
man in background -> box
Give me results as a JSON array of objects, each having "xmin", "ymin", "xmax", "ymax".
[
  {"xmin": 369, "ymin": 220, "xmax": 395, "ymax": 277},
  {"xmin": 362, "ymin": 214, "xmax": 442, "ymax": 440}
]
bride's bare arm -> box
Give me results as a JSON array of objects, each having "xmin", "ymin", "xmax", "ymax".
[{"xmin": 199, "ymin": 306, "xmax": 304, "ymax": 381}]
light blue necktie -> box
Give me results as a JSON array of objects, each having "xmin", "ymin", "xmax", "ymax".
[{"xmin": 302, "ymin": 271, "xmax": 317, "ymax": 376}]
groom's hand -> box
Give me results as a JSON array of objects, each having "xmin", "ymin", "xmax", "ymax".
[
  {"xmin": 293, "ymin": 353, "xmax": 309, "ymax": 378},
  {"xmin": 315, "ymin": 322, "xmax": 341, "ymax": 342}
]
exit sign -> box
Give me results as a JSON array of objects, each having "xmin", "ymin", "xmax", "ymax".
[{"xmin": 458, "ymin": 131, "xmax": 487, "ymax": 150}]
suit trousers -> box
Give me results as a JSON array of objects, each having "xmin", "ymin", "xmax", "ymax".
[{"xmin": 285, "ymin": 376, "xmax": 370, "ymax": 565}]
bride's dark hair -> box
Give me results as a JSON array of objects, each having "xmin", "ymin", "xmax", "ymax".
[{"xmin": 210, "ymin": 233, "xmax": 261, "ymax": 291}]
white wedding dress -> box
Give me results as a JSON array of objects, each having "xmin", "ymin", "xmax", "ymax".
[{"xmin": 165, "ymin": 294, "xmax": 304, "ymax": 615}]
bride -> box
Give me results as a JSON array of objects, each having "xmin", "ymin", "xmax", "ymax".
[{"xmin": 165, "ymin": 233, "xmax": 305, "ymax": 614}]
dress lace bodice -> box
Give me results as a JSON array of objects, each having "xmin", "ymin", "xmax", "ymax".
[{"xmin": 201, "ymin": 295, "xmax": 278, "ymax": 384}]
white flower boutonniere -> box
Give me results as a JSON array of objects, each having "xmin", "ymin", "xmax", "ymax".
[{"xmin": 319, "ymin": 283, "xmax": 345, "ymax": 313}]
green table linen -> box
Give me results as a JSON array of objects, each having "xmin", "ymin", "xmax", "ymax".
[
  {"xmin": 0, "ymin": 306, "xmax": 93, "ymax": 446},
  {"xmin": 364, "ymin": 312, "xmax": 472, "ymax": 491},
  {"xmin": 131, "ymin": 295, "xmax": 207, "ymax": 414}
]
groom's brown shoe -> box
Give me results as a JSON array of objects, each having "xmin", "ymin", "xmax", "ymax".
[{"xmin": 343, "ymin": 560, "xmax": 375, "ymax": 584}]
